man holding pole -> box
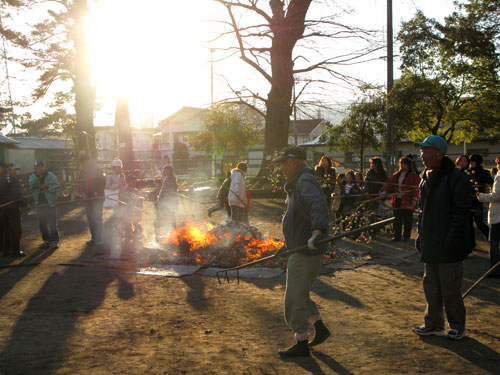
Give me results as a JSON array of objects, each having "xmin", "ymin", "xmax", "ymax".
[
  {"xmin": 29, "ymin": 160, "xmax": 60, "ymax": 250},
  {"xmin": 272, "ymin": 146, "xmax": 330, "ymax": 357},
  {"xmin": 413, "ymin": 135, "xmax": 472, "ymax": 341}
]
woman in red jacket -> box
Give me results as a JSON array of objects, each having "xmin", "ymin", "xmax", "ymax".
[{"xmin": 383, "ymin": 156, "xmax": 420, "ymax": 242}]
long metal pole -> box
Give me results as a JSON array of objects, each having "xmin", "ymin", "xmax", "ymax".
[{"xmin": 386, "ymin": 0, "xmax": 394, "ymax": 172}]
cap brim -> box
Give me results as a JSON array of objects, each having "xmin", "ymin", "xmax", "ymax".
[
  {"xmin": 414, "ymin": 142, "xmax": 430, "ymax": 148},
  {"xmin": 272, "ymin": 155, "xmax": 288, "ymax": 162}
]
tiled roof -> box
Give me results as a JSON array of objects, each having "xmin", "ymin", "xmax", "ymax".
[
  {"xmin": 0, "ymin": 134, "xmax": 19, "ymax": 144},
  {"xmin": 9, "ymin": 137, "xmax": 71, "ymax": 150},
  {"xmin": 289, "ymin": 119, "xmax": 323, "ymax": 134}
]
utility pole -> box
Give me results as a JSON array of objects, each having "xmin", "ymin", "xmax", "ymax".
[
  {"xmin": 386, "ymin": 0, "xmax": 395, "ymax": 172},
  {"xmin": 293, "ymin": 79, "xmax": 297, "ymax": 145},
  {"xmin": 210, "ymin": 48, "xmax": 215, "ymax": 108}
]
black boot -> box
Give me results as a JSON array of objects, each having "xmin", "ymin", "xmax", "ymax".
[
  {"xmin": 309, "ymin": 320, "xmax": 331, "ymax": 347},
  {"xmin": 278, "ymin": 340, "xmax": 310, "ymax": 357}
]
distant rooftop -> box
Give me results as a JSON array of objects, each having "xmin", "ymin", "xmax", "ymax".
[
  {"xmin": 289, "ymin": 119, "xmax": 323, "ymax": 134},
  {"xmin": 10, "ymin": 137, "xmax": 72, "ymax": 150},
  {"xmin": 0, "ymin": 134, "xmax": 19, "ymax": 144}
]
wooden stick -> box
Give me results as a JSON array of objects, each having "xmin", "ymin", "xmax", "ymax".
[{"xmin": 462, "ymin": 260, "xmax": 500, "ymax": 298}]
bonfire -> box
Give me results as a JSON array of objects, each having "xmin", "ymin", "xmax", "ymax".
[{"xmin": 144, "ymin": 221, "xmax": 284, "ymax": 268}]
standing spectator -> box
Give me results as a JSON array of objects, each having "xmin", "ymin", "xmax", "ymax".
[
  {"xmin": 207, "ymin": 171, "xmax": 231, "ymax": 220},
  {"xmin": 477, "ymin": 155, "xmax": 500, "ymax": 278},
  {"xmin": 469, "ymin": 154, "xmax": 493, "ymax": 241},
  {"xmin": 314, "ymin": 156, "xmax": 336, "ymax": 211},
  {"xmin": 354, "ymin": 171, "xmax": 366, "ymax": 195},
  {"xmin": 228, "ymin": 162, "xmax": 248, "ymax": 223},
  {"xmin": 456, "ymin": 154, "xmax": 476, "ymax": 250},
  {"xmin": 0, "ymin": 163, "xmax": 25, "ymax": 257},
  {"xmin": 365, "ymin": 157, "xmax": 388, "ymax": 200},
  {"xmin": 383, "ymin": 157, "xmax": 420, "ymax": 242},
  {"xmin": 76, "ymin": 154, "xmax": 106, "ymax": 247},
  {"xmin": 412, "ymin": 135, "xmax": 472, "ymax": 341},
  {"xmin": 272, "ymin": 146, "xmax": 330, "ymax": 357},
  {"xmin": 331, "ymin": 173, "xmax": 344, "ymax": 219},
  {"xmin": 29, "ymin": 160, "xmax": 60, "ymax": 250},
  {"xmin": 105, "ymin": 158, "xmax": 127, "ymax": 226},
  {"xmin": 341, "ymin": 170, "xmax": 361, "ymax": 216},
  {"xmin": 122, "ymin": 174, "xmax": 143, "ymax": 236},
  {"xmin": 155, "ymin": 165, "xmax": 178, "ymax": 237}
]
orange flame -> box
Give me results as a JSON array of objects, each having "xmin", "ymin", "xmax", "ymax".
[{"xmin": 160, "ymin": 221, "xmax": 283, "ymax": 264}]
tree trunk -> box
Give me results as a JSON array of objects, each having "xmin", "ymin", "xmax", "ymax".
[
  {"xmin": 258, "ymin": 0, "xmax": 312, "ymax": 176},
  {"xmin": 72, "ymin": 0, "xmax": 96, "ymax": 159},
  {"xmin": 115, "ymin": 97, "xmax": 135, "ymax": 171}
]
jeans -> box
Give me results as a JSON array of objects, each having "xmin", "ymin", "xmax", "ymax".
[
  {"xmin": 37, "ymin": 205, "xmax": 59, "ymax": 242},
  {"xmin": 85, "ymin": 199, "xmax": 103, "ymax": 243},
  {"xmin": 489, "ymin": 222, "xmax": 500, "ymax": 274}
]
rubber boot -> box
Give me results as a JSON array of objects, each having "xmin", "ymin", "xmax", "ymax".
[
  {"xmin": 309, "ymin": 320, "xmax": 331, "ymax": 347},
  {"xmin": 278, "ymin": 340, "xmax": 310, "ymax": 357}
]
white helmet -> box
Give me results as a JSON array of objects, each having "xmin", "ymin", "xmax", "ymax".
[{"xmin": 112, "ymin": 158, "xmax": 123, "ymax": 168}]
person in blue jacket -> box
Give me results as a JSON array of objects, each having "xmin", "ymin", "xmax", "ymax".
[
  {"xmin": 273, "ymin": 146, "xmax": 331, "ymax": 357},
  {"xmin": 29, "ymin": 160, "xmax": 60, "ymax": 250}
]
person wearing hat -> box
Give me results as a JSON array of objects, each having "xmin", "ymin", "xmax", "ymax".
[
  {"xmin": 469, "ymin": 153, "xmax": 493, "ymax": 242},
  {"xmin": 0, "ymin": 162, "xmax": 26, "ymax": 257},
  {"xmin": 228, "ymin": 161, "xmax": 249, "ymax": 223},
  {"xmin": 272, "ymin": 146, "xmax": 330, "ymax": 357},
  {"xmin": 155, "ymin": 165, "xmax": 178, "ymax": 238},
  {"xmin": 29, "ymin": 160, "xmax": 60, "ymax": 250},
  {"xmin": 76, "ymin": 153, "xmax": 106, "ymax": 246},
  {"xmin": 412, "ymin": 135, "xmax": 473, "ymax": 341},
  {"xmin": 105, "ymin": 158, "xmax": 127, "ymax": 231}
]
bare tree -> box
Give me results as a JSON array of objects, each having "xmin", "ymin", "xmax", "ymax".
[{"xmin": 211, "ymin": 0, "xmax": 382, "ymax": 175}]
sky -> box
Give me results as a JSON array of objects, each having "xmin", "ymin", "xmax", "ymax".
[{"xmin": 1, "ymin": 0, "xmax": 457, "ymax": 131}]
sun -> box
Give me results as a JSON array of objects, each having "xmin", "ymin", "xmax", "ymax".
[{"xmin": 86, "ymin": 0, "xmax": 218, "ymax": 124}]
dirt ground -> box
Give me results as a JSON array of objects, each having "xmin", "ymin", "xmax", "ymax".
[{"xmin": 0, "ymin": 196, "xmax": 499, "ymax": 375}]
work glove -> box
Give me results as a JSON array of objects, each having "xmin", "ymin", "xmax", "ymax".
[
  {"xmin": 308, "ymin": 230, "xmax": 326, "ymax": 251},
  {"xmin": 274, "ymin": 245, "xmax": 288, "ymax": 259}
]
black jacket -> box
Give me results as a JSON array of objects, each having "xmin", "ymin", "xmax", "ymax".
[
  {"xmin": 416, "ymin": 156, "xmax": 473, "ymax": 263},
  {"xmin": 0, "ymin": 173, "xmax": 23, "ymax": 207}
]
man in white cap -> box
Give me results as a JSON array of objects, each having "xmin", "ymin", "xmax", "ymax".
[
  {"xmin": 105, "ymin": 158, "xmax": 127, "ymax": 230},
  {"xmin": 272, "ymin": 146, "xmax": 331, "ymax": 357},
  {"xmin": 412, "ymin": 135, "xmax": 472, "ymax": 341}
]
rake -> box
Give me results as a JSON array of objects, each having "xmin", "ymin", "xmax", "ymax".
[{"xmin": 216, "ymin": 217, "xmax": 396, "ymax": 284}]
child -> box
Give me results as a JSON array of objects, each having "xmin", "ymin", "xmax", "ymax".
[{"xmin": 331, "ymin": 173, "xmax": 344, "ymax": 220}]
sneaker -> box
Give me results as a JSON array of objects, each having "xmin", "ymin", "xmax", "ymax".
[
  {"xmin": 50, "ymin": 241, "xmax": 59, "ymax": 249},
  {"xmin": 38, "ymin": 241, "xmax": 50, "ymax": 249},
  {"xmin": 278, "ymin": 340, "xmax": 310, "ymax": 357},
  {"xmin": 412, "ymin": 325, "xmax": 445, "ymax": 337},
  {"xmin": 446, "ymin": 328, "xmax": 465, "ymax": 340}
]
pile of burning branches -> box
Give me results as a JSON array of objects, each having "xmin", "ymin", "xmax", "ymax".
[{"xmin": 143, "ymin": 221, "xmax": 284, "ymax": 268}]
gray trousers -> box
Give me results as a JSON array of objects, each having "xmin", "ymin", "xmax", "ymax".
[
  {"xmin": 285, "ymin": 253, "xmax": 323, "ymax": 334},
  {"xmin": 423, "ymin": 262, "xmax": 466, "ymax": 331}
]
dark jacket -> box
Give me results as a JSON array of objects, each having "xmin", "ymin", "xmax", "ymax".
[
  {"xmin": 365, "ymin": 169, "xmax": 388, "ymax": 196},
  {"xmin": 0, "ymin": 173, "xmax": 23, "ymax": 207},
  {"xmin": 158, "ymin": 175, "xmax": 178, "ymax": 202},
  {"xmin": 416, "ymin": 156, "xmax": 473, "ymax": 263},
  {"xmin": 283, "ymin": 167, "xmax": 329, "ymax": 255},
  {"xmin": 216, "ymin": 177, "xmax": 231, "ymax": 202},
  {"xmin": 314, "ymin": 166, "xmax": 336, "ymax": 195},
  {"xmin": 77, "ymin": 163, "xmax": 105, "ymax": 199},
  {"xmin": 469, "ymin": 166, "xmax": 493, "ymax": 205}
]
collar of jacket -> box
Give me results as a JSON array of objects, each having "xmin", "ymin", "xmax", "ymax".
[
  {"xmin": 421, "ymin": 156, "xmax": 455, "ymax": 185},
  {"xmin": 284, "ymin": 167, "xmax": 313, "ymax": 195}
]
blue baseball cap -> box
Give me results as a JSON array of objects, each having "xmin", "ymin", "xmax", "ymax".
[{"xmin": 414, "ymin": 135, "xmax": 448, "ymax": 153}]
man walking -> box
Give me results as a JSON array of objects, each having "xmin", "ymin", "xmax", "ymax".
[
  {"xmin": 29, "ymin": 160, "xmax": 60, "ymax": 250},
  {"xmin": 76, "ymin": 153, "xmax": 106, "ymax": 247},
  {"xmin": 273, "ymin": 146, "xmax": 331, "ymax": 357},
  {"xmin": 413, "ymin": 135, "xmax": 472, "ymax": 340}
]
